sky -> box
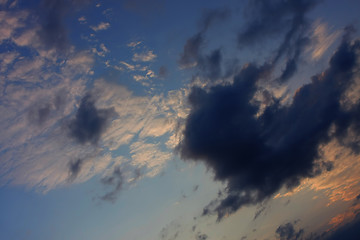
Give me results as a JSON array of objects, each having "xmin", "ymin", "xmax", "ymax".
[{"xmin": 0, "ymin": 0, "xmax": 360, "ymax": 239}]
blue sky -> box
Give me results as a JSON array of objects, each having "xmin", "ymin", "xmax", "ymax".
[{"xmin": 1, "ymin": 0, "xmax": 360, "ymax": 240}]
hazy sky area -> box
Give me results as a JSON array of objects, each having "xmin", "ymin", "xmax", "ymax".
[{"xmin": 1, "ymin": 0, "xmax": 360, "ymax": 239}]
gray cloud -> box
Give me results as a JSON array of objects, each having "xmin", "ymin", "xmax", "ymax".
[
  {"xmin": 67, "ymin": 158, "xmax": 83, "ymax": 182},
  {"xmin": 276, "ymin": 222, "xmax": 304, "ymax": 240},
  {"xmin": 68, "ymin": 93, "xmax": 117, "ymax": 145},
  {"xmin": 37, "ymin": 0, "xmax": 92, "ymax": 51},
  {"xmin": 178, "ymin": 30, "xmax": 360, "ymax": 220},
  {"xmin": 100, "ymin": 166, "xmax": 123, "ymax": 202}
]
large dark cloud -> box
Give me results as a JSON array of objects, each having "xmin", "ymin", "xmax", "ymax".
[
  {"xmin": 177, "ymin": 33, "xmax": 360, "ymax": 220},
  {"xmin": 37, "ymin": 0, "xmax": 92, "ymax": 51},
  {"xmin": 68, "ymin": 93, "xmax": 116, "ymax": 145}
]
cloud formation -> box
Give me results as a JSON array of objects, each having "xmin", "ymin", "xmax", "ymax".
[
  {"xmin": 37, "ymin": 0, "xmax": 92, "ymax": 51},
  {"xmin": 275, "ymin": 222, "xmax": 304, "ymax": 240},
  {"xmin": 178, "ymin": 32, "xmax": 360, "ymax": 220},
  {"xmin": 68, "ymin": 93, "xmax": 117, "ymax": 145}
]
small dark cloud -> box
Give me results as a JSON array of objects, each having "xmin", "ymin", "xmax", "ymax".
[
  {"xmin": 178, "ymin": 32, "xmax": 360, "ymax": 220},
  {"xmin": 193, "ymin": 185, "xmax": 199, "ymax": 192},
  {"xmin": 198, "ymin": 49, "xmax": 222, "ymax": 81},
  {"xmin": 160, "ymin": 220, "xmax": 181, "ymax": 240},
  {"xmin": 67, "ymin": 158, "xmax": 83, "ymax": 182},
  {"xmin": 179, "ymin": 33, "xmax": 204, "ymax": 69},
  {"xmin": 200, "ymin": 8, "xmax": 230, "ymax": 32},
  {"xmin": 253, "ymin": 205, "xmax": 266, "ymax": 221},
  {"xmin": 28, "ymin": 91, "xmax": 67, "ymax": 125},
  {"xmin": 68, "ymin": 93, "xmax": 117, "ymax": 145},
  {"xmin": 179, "ymin": 8, "xmax": 230, "ymax": 70},
  {"xmin": 28, "ymin": 103, "xmax": 51, "ymax": 125},
  {"xmin": 238, "ymin": 0, "xmax": 318, "ymax": 82},
  {"xmin": 195, "ymin": 232, "xmax": 208, "ymax": 240},
  {"xmin": 158, "ymin": 66, "xmax": 168, "ymax": 79},
  {"xmin": 37, "ymin": 0, "xmax": 92, "ymax": 51},
  {"xmin": 276, "ymin": 222, "xmax": 304, "ymax": 240},
  {"xmin": 100, "ymin": 166, "xmax": 123, "ymax": 202}
]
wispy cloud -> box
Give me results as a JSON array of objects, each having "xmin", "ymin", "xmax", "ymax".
[
  {"xmin": 90, "ymin": 22, "xmax": 110, "ymax": 31},
  {"xmin": 308, "ymin": 20, "xmax": 341, "ymax": 60},
  {"xmin": 132, "ymin": 50, "xmax": 157, "ymax": 62}
]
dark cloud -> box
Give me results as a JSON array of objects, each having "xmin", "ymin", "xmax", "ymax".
[
  {"xmin": 68, "ymin": 93, "xmax": 116, "ymax": 145},
  {"xmin": 238, "ymin": 0, "xmax": 318, "ymax": 82},
  {"xmin": 179, "ymin": 33, "xmax": 204, "ymax": 69},
  {"xmin": 177, "ymin": 33, "xmax": 360, "ymax": 220},
  {"xmin": 28, "ymin": 103, "xmax": 51, "ymax": 125},
  {"xmin": 253, "ymin": 205, "xmax": 266, "ymax": 220},
  {"xmin": 198, "ymin": 49, "xmax": 222, "ymax": 81},
  {"xmin": 100, "ymin": 166, "xmax": 123, "ymax": 202},
  {"xmin": 37, "ymin": 0, "xmax": 92, "ymax": 51},
  {"xmin": 160, "ymin": 220, "xmax": 181, "ymax": 240},
  {"xmin": 193, "ymin": 185, "xmax": 199, "ymax": 192},
  {"xmin": 178, "ymin": 8, "xmax": 230, "ymax": 70},
  {"xmin": 200, "ymin": 8, "xmax": 230, "ymax": 32},
  {"xmin": 67, "ymin": 158, "xmax": 83, "ymax": 181},
  {"xmin": 28, "ymin": 91, "xmax": 67, "ymax": 125},
  {"xmin": 276, "ymin": 222, "xmax": 304, "ymax": 240},
  {"xmin": 158, "ymin": 66, "xmax": 168, "ymax": 79},
  {"xmin": 195, "ymin": 232, "xmax": 208, "ymax": 240}
]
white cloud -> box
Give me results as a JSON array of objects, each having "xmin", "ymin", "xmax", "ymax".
[
  {"xmin": 132, "ymin": 50, "xmax": 157, "ymax": 62},
  {"xmin": 92, "ymin": 43, "xmax": 110, "ymax": 57},
  {"xmin": 0, "ymin": 10, "xmax": 28, "ymax": 43},
  {"xmin": 120, "ymin": 61, "xmax": 136, "ymax": 71},
  {"xmin": 0, "ymin": 8, "xmax": 188, "ymax": 193},
  {"xmin": 308, "ymin": 20, "xmax": 341, "ymax": 60},
  {"xmin": 78, "ymin": 16, "xmax": 87, "ymax": 24},
  {"xmin": 127, "ymin": 41, "xmax": 142, "ymax": 48},
  {"xmin": 90, "ymin": 22, "xmax": 110, "ymax": 31}
]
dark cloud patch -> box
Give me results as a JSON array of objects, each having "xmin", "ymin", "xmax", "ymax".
[
  {"xmin": 179, "ymin": 33, "xmax": 204, "ymax": 69},
  {"xmin": 37, "ymin": 0, "xmax": 92, "ymax": 51},
  {"xmin": 100, "ymin": 166, "xmax": 123, "ymax": 202},
  {"xmin": 28, "ymin": 91, "xmax": 67, "ymax": 125},
  {"xmin": 123, "ymin": 0, "xmax": 165, "ymax": 18},
  {"xmin": 160, "ymin": 220, "xmax": 181, "ymax": 240},
  {"xmin": 68, "ymin": 93, "xmax": 116, "ymax": 145},
  {"xmin": 28, "ymin": 103, "xmax": 51, "ymax": 125},
  {"xmin": 158, "ymin": 66, "xmax": 168, "ymax": 79},
  {"xmin": 238, "ymin": 0, "xmax": 316, "ymax": 46},
  {"xmin": 238, "ymin": 0, "xmax": 318, "ymax": 82},
  {"xmin": 195, "ymin": 232, "xmax": 208, "ymax": 240},
  {"xmin": 178, "ymin": 34, "xmax": 360, "ymax": 220},
  {"xmin": 198, "ymin": 49, "xmax": 222, "ymax": 81},
  {"xmin": 200, "ymin": 8, "xmax": 230, "ymax": 32},
  {"xmin": 276, "ymin": 222, "xmax": 304, "ymax": 240},
  {"xmin": 253, "ymin": 205, "xmax": 266, "ymax": 220},
  {"xmin": 67, "ymin": 158, "xmax": 83, "ymax": 182}
]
